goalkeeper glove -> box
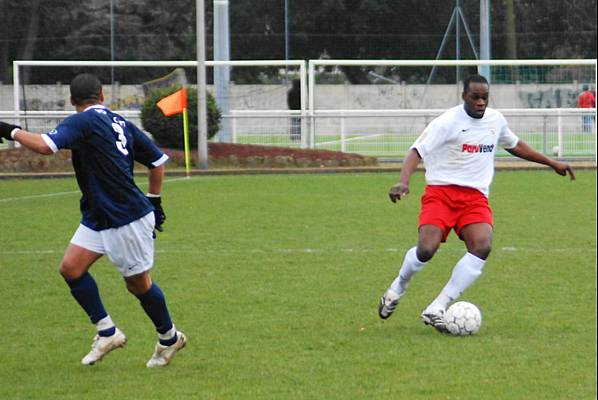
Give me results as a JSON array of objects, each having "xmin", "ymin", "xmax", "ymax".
[
  {"xmin": 0, "ymin": 121, "xmax": 21, "ymax": 143},
  {"xmin": 147, "ymin": 195, "xmax": 166, "ymax": 232}
]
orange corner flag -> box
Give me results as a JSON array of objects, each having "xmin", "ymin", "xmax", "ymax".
[{"xmin": 156, "ymin": 88, "xmax": 187, "ymax": 116}]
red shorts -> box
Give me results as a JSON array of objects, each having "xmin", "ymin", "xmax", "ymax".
[{"xmin": 419, "ymin": 185, "xmax": 493, "ymax": 242}]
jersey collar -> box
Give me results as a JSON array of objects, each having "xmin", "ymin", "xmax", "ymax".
[{"xmin": 83, "ymin": 104, "xmax": 108, "ymax": 112}]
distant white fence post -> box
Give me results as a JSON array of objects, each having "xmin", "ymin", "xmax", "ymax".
[
  {"xmin": 557, "ymin": 108, "xmax": 563, "ymax": 158},
  {"xmin": 231, "ymin": 114, "xmax": 237, "ymax": 144},
  {"xmin": 340, "ymin": 111, "xmax": 347, "ymax": 153}
]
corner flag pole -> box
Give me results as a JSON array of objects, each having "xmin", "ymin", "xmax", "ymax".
[
  {"xmin": 196, "ymin": 0, "xmax": 209, "ymax": 170},
  {"xmin": 156, "ymin": 88, "xmax": 190, "ymax": 176},
  {"xmin": 182, "ymin": 106, "xmax": 191, "ymax": 177}
]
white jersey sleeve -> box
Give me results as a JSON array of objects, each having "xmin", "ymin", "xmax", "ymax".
[
  {"xmin": 411, "ymin": 119, "xmax": 457, "ymax": 159},
  {"xmin": 497, "ymin": 113, "xmax": 519, "ymax": 150}
]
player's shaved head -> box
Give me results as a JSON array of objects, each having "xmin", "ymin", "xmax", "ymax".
[
  {"xmin": 462, "ymin": 74, "xmax": 490, "ymax": 119},
  {"xmin": 70, "ymin": 73, "xmax": 102, "ymax": 106},
  {"xmin": 463, "ymin": 74, "xmax": 489, "ymax": 93}
]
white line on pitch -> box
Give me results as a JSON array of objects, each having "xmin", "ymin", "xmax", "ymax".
[
  {"xmin": 0, "ymin": 190, "xmax": 79, "ymax": 203},
  {"xmin": 316, "ymin": 133, "xmax": 386, "ymax": 146},
  {"xmin": 1, "ymin": 246, "xmax": 587, "ymax": 256},
  {"xmin": 0, "ymin": 176, "xmax": 196, "ymax": 203}
]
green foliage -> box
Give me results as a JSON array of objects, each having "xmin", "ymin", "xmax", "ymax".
[
  {"xmin": 1, "ymin": 1, "xmax": 596, "ymax": 83},
  {"xmin": 0, "ymin": 171, "xmax": 595, "ymax": 399},
  {"xmin": 140, "ymin": 86, "xmax": 221, "ymax": 150}
]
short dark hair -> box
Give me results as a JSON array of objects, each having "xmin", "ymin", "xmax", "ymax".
[
  {"xmin": 582, "ymin": 84, "xmax": 589, "ymax": 91},
  {"xmin": 463, "ymin": 74, "xmax": 489, "ymax": 93},
  {"xmin": 70, "ymin": 73, "xmax": 102, "ymax": 105}
]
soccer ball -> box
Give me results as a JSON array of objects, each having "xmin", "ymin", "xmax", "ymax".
[
  {"xmin": 444, "ymin": 301, "xmax": 482, "ymax": 336},
  {"xmin": 552, "ymin": 145, "xmax": 560, "ymax": 156}
]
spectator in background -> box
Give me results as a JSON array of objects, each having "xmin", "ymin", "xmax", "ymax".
[
  {"xmin": 287, "ymin": 79, "xmax": 302, "ymax": 141},
  {"xmin": 577, "ymin": 84, "xmax": 596, "ymax": 133}
]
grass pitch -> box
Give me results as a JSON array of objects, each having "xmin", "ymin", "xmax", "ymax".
[
  {"xmin": 235, "ymin": 131, "xmax": 596, "ymax": 158},
  {"xmin": 0, "ymin": 170, "xmax": 595, "ymax": 399}
]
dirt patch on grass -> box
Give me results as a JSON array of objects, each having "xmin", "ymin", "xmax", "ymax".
[
  {"xmin": 0, "ymin": 143, "xmax": 377, "ymax": 173},
  {"xmin": 166, "ymin": 143, "xmax": 377, "ymax": 169}
]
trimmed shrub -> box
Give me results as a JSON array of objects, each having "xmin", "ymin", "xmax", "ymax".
[{"xmin": 140, "ymin": 86, "xmax": 221, "ymax": 149}]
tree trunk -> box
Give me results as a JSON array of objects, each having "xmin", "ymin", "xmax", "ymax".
[
  {"xmin": 0, "ymin": 1, "xmax": 9, "ymax": 82},
  {"xmin": 18, "ymin": 0, "xmax": 42, "ymax": 84},
  {"xmin": 505, "ymin": 0, "xmax": 517, "ymax": 59}
]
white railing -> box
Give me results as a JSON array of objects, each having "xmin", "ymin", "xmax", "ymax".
[
  {"xmin": 2, "ymin": 108, "xmax": 595, "ymax": 159},
  {"xmin": 226, "ymin": 108, "xmax": 596, "ymax": 159}
]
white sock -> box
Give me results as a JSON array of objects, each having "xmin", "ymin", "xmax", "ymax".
[
  {"xmin": 429, "ymin": 252, "xmax": 486, "ymax": 311},
  {"xmin": 390, "ymin": 247, "xmax": 427, "ymax": 296},
  {"xmin": 159, "ymin": 325, "xmax": 177, "ymax": 341},
  {"xmin": 95, "ymin": 315, "xmax": 115, "ymax": 332}
]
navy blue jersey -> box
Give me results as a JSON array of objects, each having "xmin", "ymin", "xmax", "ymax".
[{"xmin": 42, "ymin": 105, "xmax": 168, "ymax": 230}]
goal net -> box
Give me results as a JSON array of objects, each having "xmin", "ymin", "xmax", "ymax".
[
  {"xmin": 3, "ymin": 60, "xmax": 307, "ymax": 150},
  {"xmin": 3, "ymin": 59, "xmax": 596, "ymax": 160},
  {"xmin": 308, "ymin": 59, "xmax": 596, "ymax": 159}
]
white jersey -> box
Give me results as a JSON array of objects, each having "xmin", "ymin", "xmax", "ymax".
[{"xmin": 411, "ymin": 104, "xmax": 519, "ymax": 197}]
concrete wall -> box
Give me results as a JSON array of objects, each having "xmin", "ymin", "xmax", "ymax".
[{"xmin": 0, "ymin": 83, "xmax": 585, "ymax": 112}]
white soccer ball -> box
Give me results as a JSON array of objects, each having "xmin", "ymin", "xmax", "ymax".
[
  {"xmin": 445, "ymin": 301, "xmax": 482, "ymax": 336},
  {"xmin": 552, "ymin": 145, "xmax": 560, "ymax": 156}
]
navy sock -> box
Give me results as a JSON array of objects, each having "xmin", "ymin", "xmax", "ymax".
[
  {"xmin": 160, "ymin": 334, "xmax": 178, "ymax": 347},
  {"xmin": 136, "ymin": 283, "xmax": 174, "ymax": 340},
  {"xmin": 98, "ymin": 326, "xmax": 116, "ymax": 337},
  {"xmin": 65, "ymin": 272, "xmax": 108, "ymax": 325}
]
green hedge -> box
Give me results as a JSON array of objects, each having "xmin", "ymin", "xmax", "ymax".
[{"xmin": 140, "ymin": 86, "xmax": 221, "ymax": 149}]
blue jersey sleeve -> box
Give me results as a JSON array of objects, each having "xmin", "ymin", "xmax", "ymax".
[
  {"xmin": 45, "ymin": 113, "xmax": 88, "ymax": 149},
  {"xmin": 129, "ymin": 122, "xmax": 168, "ymax": 168}
]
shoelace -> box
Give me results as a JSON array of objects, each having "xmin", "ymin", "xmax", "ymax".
[{"xmin": 90, "ymin": 335, "xmax": 101, "ymax": 349}]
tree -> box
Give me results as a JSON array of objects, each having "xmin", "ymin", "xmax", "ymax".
[
  {"xmin": 140, "ymin": 86, "xmax": 221, "ymax": 149},
  {"xmin": 0, "ymin": 0, "xmax": 596, "ymax": 85}
]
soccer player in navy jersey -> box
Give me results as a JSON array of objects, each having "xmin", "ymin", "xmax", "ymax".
[{"xmin": 0, "ymin": 73, "xmax": 186, "ymax": 367}]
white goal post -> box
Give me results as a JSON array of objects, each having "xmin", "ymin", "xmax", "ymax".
[{"xmin": 10, "ymin": 59, "xmax": 309, "ymax": 148}]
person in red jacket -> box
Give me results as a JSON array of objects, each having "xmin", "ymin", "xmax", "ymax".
[{"xmin": 577, "ymin": 84, "xmax": 596, "ymax": 132}]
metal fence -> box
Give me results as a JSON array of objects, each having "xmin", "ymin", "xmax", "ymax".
[
  {"xmin": 4, "ymin": 59, "xmax": 596, "ymax": 160},
  {"xmin": 3, "ymin": 108, "xmax": 594, "ymax": 160}
]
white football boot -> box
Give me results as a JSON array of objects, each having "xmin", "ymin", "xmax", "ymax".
[
  {"xmin": 378, "ymin": 289, "xmax": 402, "ymax": 319},
  {"xmin": 421, "ymin": 306, "xmax": 449, "ymax": 333},
  {"xmin": 81, "ymin": 328, "xmax": 127, "ymax": 365},
  {"xmin": 146, "ymin": 331, "xmax": 187, "ymax": 368}
]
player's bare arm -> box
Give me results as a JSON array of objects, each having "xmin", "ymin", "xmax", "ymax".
[
  {"xmin": 147, "ymin": 164, "xmax": 166, "ymax": 231},
  {"xmin": 13, "ymin": 129, "xmax": 54, "ymax": 155},
  {"xmin": 0, "ymin": 122, "xmax": 53, "ymax": 155},
  {"xmin": 506, "ymin": 140, "xmax": 576, "ymax": 181},
  {"xmin": 389, "ymin": 148, "xmax": 422, "ymax": 203},
  {"xmin": 148, "ymin": 164, "xmax": 165, "ymax": 195}
]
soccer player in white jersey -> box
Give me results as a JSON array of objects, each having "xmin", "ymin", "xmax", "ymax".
[
  {"xmin": 0, "ymin": 73, "xmax": 186, "ymax": 366},
  {"xmin": 377, "ymin": 74, "xmax": 575, "ymax": 333}
]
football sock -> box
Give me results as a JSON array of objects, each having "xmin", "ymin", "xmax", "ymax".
[
  {"xmin": 96, "ymin": 316, "xmax": 116, "ymax": 337},
  {"xmin": 65, "ymin": 272, "xmax": 110, "ymax": 326},
  {"xmin": 136, "ymin": 283, "xmax": 176, "ymax": 345},
  {"xmin": 158, "ymin": 325, "xmax": 178, "ymax": 346},
  {"xmin": 431, "ymin": 252, "xmax": 486, "ymax": 310},
  {"xmin": 390, "ymin": 246, "xmax": 427, "ymax": 296}
]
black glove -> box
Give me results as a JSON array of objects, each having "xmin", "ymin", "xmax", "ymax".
[
  {"xmin": 147, "ymin": 196, "xmax": 166, "ymax": 232},
  {"xmin": 0, "ymin": 121, "xmax": 21, "ymax": 142}
]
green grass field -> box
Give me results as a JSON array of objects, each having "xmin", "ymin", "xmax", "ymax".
[
  {"xmin": 236, "ymin": 132, "xmax": 596, "ymax": 158},
  {"xmin": 0, "ymin": 170, "xmax": 596, "ymax": 399}
]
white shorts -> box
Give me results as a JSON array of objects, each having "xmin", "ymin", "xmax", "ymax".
[{"xmin": 70, "ymin": 212, "xmax": 155, "ymax": 277}]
